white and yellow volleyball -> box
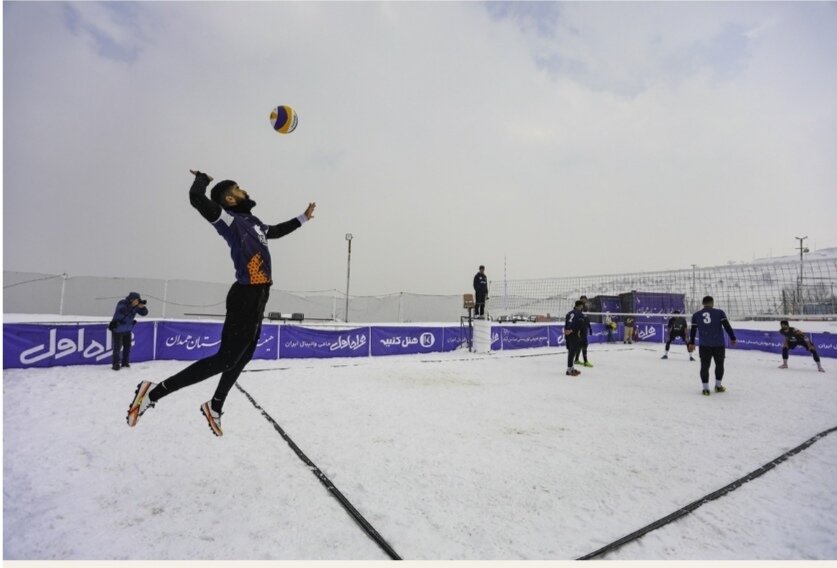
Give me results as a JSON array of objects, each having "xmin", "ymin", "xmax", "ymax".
[{"xmin": 269, "ymin": 105, "xmax": 298, "ymax": 134}]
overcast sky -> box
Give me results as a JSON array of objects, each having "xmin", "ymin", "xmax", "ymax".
[{"xmin": 4, "ymin": 1, "xmax": 837, "ymax": 296}]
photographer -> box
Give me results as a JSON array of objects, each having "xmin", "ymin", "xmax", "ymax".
[{"xmin": 109, "ymin": 292, "xmax": 148, "ymax": 371}]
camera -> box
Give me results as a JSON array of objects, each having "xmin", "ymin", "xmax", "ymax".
[{"xmin": 139, "ymin": 299, "xmax": 147, "ymax": 305}]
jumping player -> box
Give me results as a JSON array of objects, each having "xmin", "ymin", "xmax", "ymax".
[
  {"xmin": 688, "ymin": 296, "xmax": 737, "ymax": 396},
  {"xmin": 564, "ymin": 300, "xmax": 585, "ymax": 376},
  {"xmin": 778, "ymin": 320, "xmax": 825, "ymax": 372},
  {"xmin": 662, "ymin": 309, "xmax": 693, "ymax": 361},
  {"xmin": 126, "ymin": 170, "xmax": 316, "ymax": 436}
]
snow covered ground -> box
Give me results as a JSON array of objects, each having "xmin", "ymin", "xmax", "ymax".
[{"xmin": 3, "ymin": 342, "xmax": 836, "ymax": 562}]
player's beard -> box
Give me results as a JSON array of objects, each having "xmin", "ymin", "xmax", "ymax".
[{"xmin": 228, "ymin": 197, "xmax": 257, "ymax": 214}]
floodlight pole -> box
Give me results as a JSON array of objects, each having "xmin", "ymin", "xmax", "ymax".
[
  {"xmin": 690, "ymin": 264, "xmax": 697, "ymax": 312},
  {"xmin": 345, "ymin": 233, "xmax": 353, "ymax": 323},
  {"xmin": 795, "ymin": 236, "xmax": 808, "ymax": 315}
]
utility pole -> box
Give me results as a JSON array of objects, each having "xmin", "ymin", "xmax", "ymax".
[
  {"xmin": 794, "ymin": 236, "xmax": 808, "ymax": 315},
  {"xmin": 345, "ymin": 233, "xmax": 353, "ymax": 322}
]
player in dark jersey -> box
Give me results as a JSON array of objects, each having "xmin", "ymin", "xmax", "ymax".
[
  {"xmin": 573, "ymin": 296, "xmax": 594, "ymax": 367},
  {"xmin": 688, "ymin": 296, "xmax": 736, "ymax": 396},
  {"xmin": 778, "ymin": 320, "xmax": 825, "ymax": 372},
  {"xmin": 564, "ymin": 300, "xmax": 585, "ymax": 376},
  {"xmin": 127, "ymin": 170, "xmax": 316, "ymax": 436},
  {"xmin": 661, "ymin": 310, "xmax": 693, "ymax": 361}
]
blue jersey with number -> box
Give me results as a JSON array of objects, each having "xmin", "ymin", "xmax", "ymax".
[
  {"xmin": 565, "ymin": 308, "xmax": 584, "ymax": 334},
  {"xmin": 691, "ymin": 307, "xmax": 730, "ymax": 347}
]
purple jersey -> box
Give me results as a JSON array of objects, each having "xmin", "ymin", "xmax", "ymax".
[{"xmin": 212, "ymin": 209, "xmax": 273, "ymax": 285}]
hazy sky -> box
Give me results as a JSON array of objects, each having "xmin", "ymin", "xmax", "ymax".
[{"xmin": 4, "ymin": 1, "xmax": 837, "ymax": 296}]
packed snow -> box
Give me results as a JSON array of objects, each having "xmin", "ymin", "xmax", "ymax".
[{"xmin": 3, "ymin": 339, "xmax": 836, "ymax": 561}]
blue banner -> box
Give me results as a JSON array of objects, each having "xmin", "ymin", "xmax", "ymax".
[
  {"xmin": 443, "ymin": 326, "xmax": 470, "ymax": 351},
  {"xmin": 3, "ymin": 322, "xmax": 154, "ymax": 369},
  {"xmin": 812, "ymin": 332, "xmax": 837, "ymax": 359},
  {"xmin": 496, "ymin": 325, "xmax": 550, "ymax": 350},
  {"xmin": 634, "ymin": 322, "xmax": 665, "ymax": 343},
  {"xmin": 371, "ymin": 327, "xmax": 445, "ymax": 356},
  {"xmin": 279, "ymin": 326, "xmax": 370, "ymax": 359},
  {"xmin": 156, "ymin": 321, "xmax": 278, "ymax": 361},
  {"xmin": 4, "ymin": 321, "xmax": 835, "ymax": 368},
  {"xmin": 734, "ymin": 329, "xmax": 783, "ymax": 353}
]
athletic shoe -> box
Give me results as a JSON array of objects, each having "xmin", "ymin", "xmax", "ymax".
[
  {"xmin": 702, "ymin": 389, "xmax": 710, "ymax": 396},
  {"xmin": 112, "ymin": 365, "xmax": 120, "ymax": 371},
  {"xmin": 715, "ymin": 385, "xmax": 726, "ymax": 393},
  {"xmin": 689, "ymin": 356, "xmax": 695, "ymax": 362},
  {"xmin": 581, "ymin": 361, "xmax": 594, "ymax": 368},
  {"xmin": 122, "ymin": 363, "xmax": 130, "ymax": 368},
  {"xmin": 661, "ymin": 354, "xmax": 668, "ymax": 360},
  {"xmin": 126, "ymin": 381, "xmax": 157, "ymax": 427},
  {"xmin": 200, "ymin": 402, "xmax": 223, "ymax": 437},
  {"xmin": 566, "ymin": 369, "xmax": 581, "ymax": 377},
  {"xmin": 818, "ymin": 366, "xmax": 826, "ymax": 373},
  {"xmin": 778, "ymin": 362, "xmax": 788, "ymax": 369}
]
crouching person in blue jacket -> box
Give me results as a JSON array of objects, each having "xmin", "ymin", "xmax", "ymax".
[{"xmin": 109, "ymin": 292, "xmax": 148, "ymax": 370}]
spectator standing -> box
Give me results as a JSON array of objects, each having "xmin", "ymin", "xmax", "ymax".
[
  {"xmin": 473, "ymin": 265, "xmax": 489, "ymax": 318},
  {"xmin": 109, "ymin": 292, "xmax": 148, "ymax": 370}
]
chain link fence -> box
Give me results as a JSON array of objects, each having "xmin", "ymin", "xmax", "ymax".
[
  {"xmin": 488, "ymin": 256, "xmax": 837, "ymax": 320},
  {"xmin": 5, "ymin": 255, "xmax": 837, "ymax": 323},
  {"xmin": 2, "ymin": 271, "xmax": 463, "ymax": 323}
]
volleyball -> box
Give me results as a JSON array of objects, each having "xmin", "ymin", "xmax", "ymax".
[{"xmin": 269, "ymin": 105, "xmax": 298, "ymax": 134}]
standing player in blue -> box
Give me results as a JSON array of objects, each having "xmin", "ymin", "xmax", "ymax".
[
  {"xmin": 661, "ymin": 309, "xmax": 693, "ymax": 361},
  {"xmin": 126, "ymin": 170, "xmax": 316, "ymax": 436},
  {"xmin": 778, "ymin": 320, "xmax": 825, "ymax": 372},
  {"xmin": 688, "ymin": 296, "xmax": 737, "ymax": 396},
  {"xmin": 573, "ymin": 296, "xmax": 594, "ymax": 367},
  {"xmin": 564, "ymin": 300, "xmax": 585, "ymax": 376}
]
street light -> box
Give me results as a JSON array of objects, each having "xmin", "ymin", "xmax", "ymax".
[
  {"xmin": 345, "ymin": 233, "xmax": 353, "ymax": 322},
  {"xmin": 795, "ymin": 236, "xmax": 809, "ymax": 315}
]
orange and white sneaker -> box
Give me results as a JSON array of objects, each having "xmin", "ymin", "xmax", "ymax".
[
  {"xmin": 126, "ymin": 381, "xmax": 157, "ymax": 427},
  {"xmin": 200, "ymin": 402, "xmax": 223, "ymax": 437}
]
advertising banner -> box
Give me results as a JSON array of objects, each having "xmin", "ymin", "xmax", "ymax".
[
  {"xmin": 548, "ymin": 325, "xmax": 566, "ymax": 347},
  {"xmin": 443, "ymin": 326, "xmax": 469, "ymax": 352},
  {"xmin": 734, "ymin": 329, "xmax": 783, "ymax": 353},
  {"xmin": 496, "ymin": 325, "xmax": 550, "ymax": 350},
  {"xmin": 371, "ymin": 326, "xmax": 445, "ymax": 356},
  {"xmin": 812, "ymin": 332, "xmax": 837, "ymax": 359},
  {"xmin": 155, "ymin": 321, "xmax": 278, "ymax": 361},
  {"xmin": 279, "ymin": 326, "xmax": 370, "ymax": 359},
  {"xmin": 634, "ymin": 322, "xmax": 665, "ymax": 343},
  {"xmin": 3, "ymin": 322, "xmax": 154, "ymax": 369}
]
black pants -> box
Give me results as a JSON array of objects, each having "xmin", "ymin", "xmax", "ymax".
[
  {"xmin": 665, "ymin": 331, "xmax": 687, "ymax": 351},
  {"xmin": 111, "ymin": 331, "xmax": 132, "ymax": 367},
  {"xmin": 566, "ymin": 335, "xmax": 581, "ymax": 369},
  {"xmin": 698, "ymin": 345, "xmax": 726, "ymax": 384},
  {"xmin": 151, "ymin": 283, "xmax": 270, "ymax": 411},
  {"xmin": 574, "ymin": 336, "xmax": 589, "ymax": 362},
  {"xmin": 783, "ymin": 344, "xmax": 820, "ymax": 363},
  {"xmin": 475, "ymin": 292, "xmax": 486, "ymax": 316}
]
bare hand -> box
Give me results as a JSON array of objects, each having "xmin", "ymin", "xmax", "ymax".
[
  {"xmin": 304, "ymin": 202, "xmax": 316, "ymax": 220},
  {"xmin": 730, "ymin": 340, "xmax": 737, "ymax": 348},
  {"xmin": 189, "ymin": 169, "xmax": 214, "ymax": 182},
  {"xmin": 687, "ymin": 343, "xmax": 695, "ymax": 353}
]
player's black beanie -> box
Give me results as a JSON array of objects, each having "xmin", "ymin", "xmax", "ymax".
[{"xmin": 210, "ymin": 180, "xmax": 237, "ymax": 205}]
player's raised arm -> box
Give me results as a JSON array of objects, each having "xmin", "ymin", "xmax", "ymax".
[{"xmin": 188, "ymin": 170, "xmax": 222, "ymax": 223}]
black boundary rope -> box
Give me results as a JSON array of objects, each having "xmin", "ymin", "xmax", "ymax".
[
  {"xmin": 577, "ymin": 425, "xmax": 837, "ymax": 560},
  {"xmin": 234, "ymin": 383, "xmax": 402, "ymax": 560}
]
